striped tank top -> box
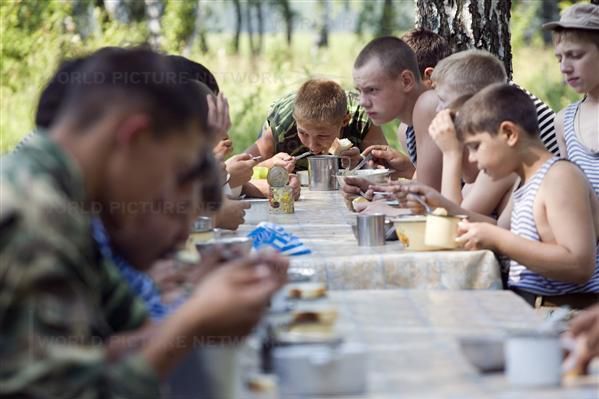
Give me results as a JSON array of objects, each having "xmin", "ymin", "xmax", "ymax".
[
  {"xmin": 563, "ymin": 101, "xmax": 599, "ymax": 197},
  {"xmin": 509, "ymin": 157, "xmax": 599, "ymax": 295},
  {"xmin": 405, "ymin": 82, "xmax": 559, "ymax": 165}
]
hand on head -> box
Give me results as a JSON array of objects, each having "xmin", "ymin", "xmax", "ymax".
[
  {"xmin": 428, "ymin": 109, "xmax": 462, "ymax": 155},
  {"xmin": 206, "ymin": 92, "xmax": 231, "ymax": 141}
]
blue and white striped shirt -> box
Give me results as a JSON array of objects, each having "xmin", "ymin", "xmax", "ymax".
[
  {"xmin": 563, "ymin": 101, "xmax": 599, "ymax": 197},
  {"xmin": 509, "ymin": 157, "xmax": 599, "ymax": 295}
]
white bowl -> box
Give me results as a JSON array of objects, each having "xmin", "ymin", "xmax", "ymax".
[{"xmin": 335, "ymin": 168, "xmax": 390, "ymax": 187}]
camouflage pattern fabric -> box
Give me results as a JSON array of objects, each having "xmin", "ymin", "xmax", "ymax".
[
  {"xmin": 0, "ymin": 134, "xmax": 159, "ymax": 398},
  {"xmin": 266, "ymin": 91, "xmax": 372, "ymax": 170}
]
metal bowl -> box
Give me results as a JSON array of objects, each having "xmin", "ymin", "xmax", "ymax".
[{"xmin": 335, "ymin": 168, "xmax": 390, "ymax": 188}]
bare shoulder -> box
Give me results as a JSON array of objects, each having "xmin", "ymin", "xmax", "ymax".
[
  {"xmin": 414, "ymin": 90, "xmax": 439, "ymax": 114},
  {"xmin": 413, "ymin": 90, "xmax": 439, "ymax": 135},
  {"xmin": 543, "ymin": 160, "xmax": 590, "ymax": 193}
]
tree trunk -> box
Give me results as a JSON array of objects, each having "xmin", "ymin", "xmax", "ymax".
[
  {"xmin": 145, "ymin": 0, "xmax": 162, "ymax": 50},
  {"xmin": 541, "ymin": 0, "xmax": 559, "ymax": 45},
  {"xmin": 188, "ymin": 0, "xmax": 209, "ymax": 54},
  {"xmin": 316, "ymin": 0, "xmax": 329, "ymax": 48},
  {"xmin": 416, "ymin": 0, "xmax": 513, "ymax": 79},
  {"xmin": 232, "ymin": 0, "xmax": 242, "ymax": 54},
  {"xmin": 246, "ymin": 0, "xmax": 256, "ymax": 55},
  {"xmin": 377, "ymin": 0, "xmax": 395, "ymax": 37},
  {"xmin": 278, "ymin": 0, "xmax": 293, "ymax": 46},
  {"xmin": 255, "ymin": 0, "xmax": 264, "ymax": 54}
]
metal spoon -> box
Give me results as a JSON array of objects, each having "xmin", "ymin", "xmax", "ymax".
[
  {"xmin": 351, "ymin": 153, "xmax": 372, "ymax": 171},
  {"xmin": 412, "ymin": 194, "xmax": 433, "ymax": 214},
  {"xmin": 293, "ymin": 151, "xmax": 313, "ymax": 161}
]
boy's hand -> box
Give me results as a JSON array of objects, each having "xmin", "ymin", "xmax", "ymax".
[
  {"xmin": 183, "ymin": 251, "xmax": 288, "ymax": 339},
  {"xmin": 362, "ymin": 145, "xmax": 414, "ymax": 178},
  {"xmin": 341, "ymin": 176, "xmax": 372, "ymax": 201},
  {"xmin": 226, "ymin": 153, "xmax": 259, "ymax": 188},
  {"xmin": 214, "ymin": 198, "xmax": 250, "ymax": 230},
  {"xmin": 428, "ymin": 110, "xmax": 462, "ymax": 155},
  {"xmin": 400, "ymin": 183, "xmax": 459, "ymax": 215},
  {"xmin": 456, "ymin": 220, "xmax": 497, "ymax": 250},
  {"xmin": 207, "ymin": 93, "xmax": 232, "ymax": 141},
  {"xmin": 288, "ymin": 174, "xmax": 301, "ymax": 200},
  {"xmin": 570, "ymin": 304, "xmax": 599, "ymax": 358},
  {"xmin": 339, "ymin": 147, "xmax": 362, "ymax": 168},
  {"xmin": 214, "ymin": 139, "xmax": 233, "ymax": 158},
  {"xmin": 261, "ymin": 152, "xmax": 295, "ymax": 172}
]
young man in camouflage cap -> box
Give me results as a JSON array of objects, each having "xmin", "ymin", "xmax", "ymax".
[{"xmin": 0, "ymin": 47, "xmax": 288, "ymax": 397}]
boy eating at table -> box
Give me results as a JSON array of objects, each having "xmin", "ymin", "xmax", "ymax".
[
  {"xmin": 454, "ymin": 83, "xmax": 599, "ymax": 309},
  {"xmin": 246, "ymin": 78, "xmax": 388, "ymax": 171}
]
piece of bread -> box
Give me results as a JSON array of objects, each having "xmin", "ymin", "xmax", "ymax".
[
  {"xmin": 328, "ymin": 138, "xmax": 353, "ymax": 156},
  {"xmin": 287, "ymin": 282, "xmax": 327, "ymax": 299},
  {"xmin": 291, "ymin": 307, "xmax": 338, "ymax": 325}
]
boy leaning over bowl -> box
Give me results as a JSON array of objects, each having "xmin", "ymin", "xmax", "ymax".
[
  {"xmin": 454, "ymin": 83, "xmax": 599, "ymax": 310},
  {"xmin": 245, "ymin": 78, "xmax": 388, "ymax": 172}
]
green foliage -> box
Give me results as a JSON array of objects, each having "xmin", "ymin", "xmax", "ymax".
[
  {"xmin": 0, "ymin": 2, "xmax": 585, "ymax": 155},
  {"xmin": 162, "ymin": 0, "xmax": 197, "ymax": 53}
]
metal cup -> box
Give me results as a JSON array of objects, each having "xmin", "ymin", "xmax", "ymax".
[
  {"xmin": 308, "ymin": 155, "xmax": 340, "ymax": 191},
  {"xmin": 356, "ymin": 214, "xmax": 386, "ymax": 246}
]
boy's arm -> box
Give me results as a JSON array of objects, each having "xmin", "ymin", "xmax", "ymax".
[
  {"xmin": 245, "ymin": 124, "xmax": 275, "ymax": 160},
  {"xmin": 554, "ymin": 109, "xmax": 568, "ymax": 158},
  {"xmin": 459, "ymin": 164, "xmax": 596, "ymax": 283},
  {"xmin": 461, "ymin": 173, "xmax": 517, "ymax": 217},
  {"xmin": 359, "ymin": 124, "xmax": 388, "ymax": 151},
  {"xmin": 413, "ymin": 90, "xmax": 443, "ymax": 191}
]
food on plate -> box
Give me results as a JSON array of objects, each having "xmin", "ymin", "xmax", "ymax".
[
  {"xmin": 287, "ymin": 282, "xmax": 327, "ymax": 299},
  {"xmin": 432, "ymin": 207, "xmax": 448, "ymax": 216},
  {"xmin": 291, "ymin": 307, "xmax": 338, "ymax": 325}
]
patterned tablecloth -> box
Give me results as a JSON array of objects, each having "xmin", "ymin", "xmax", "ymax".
[
  {"xmin": 307, "ymin": 290, "xmax": 598, "ymax": 399},
  {"xmin": 241, "ymin": 190, "xmax": 502, "ymax": 290}
]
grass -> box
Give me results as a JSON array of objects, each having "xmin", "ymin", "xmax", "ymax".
[{"xmin": 0, "ymin": 31, "xmax": 582, "ymax": 155}]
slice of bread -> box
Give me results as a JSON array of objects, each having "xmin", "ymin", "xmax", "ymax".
[{"xmin": 328, "ymin": 138, "xmax": 353, "ymax": 156}]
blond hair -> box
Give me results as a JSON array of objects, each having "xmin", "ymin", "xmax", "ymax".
[
  {"xmin": 293, "ymin": 79, "xmax": 347, "ymax": 125},
  {"xmin": 431, "ymin": 50, "xmax": 507, "ymax": 96}
]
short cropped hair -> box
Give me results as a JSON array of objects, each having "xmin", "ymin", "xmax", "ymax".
[
  {"xmin": 293, "ymin": 79, "xmax": 347, "ymax": 125},
  {"xmin": 168, "ymin": 55, "xmax": 220, "ymax": 94},
  {"xmin": 455, "ymin": 83, "xmax": 539, "ymax": 139},
  {"xmin": 354, "ymin": 36, "xmax": 421, "ymax": 81},
  {"xmin": 431, "ymin": 50, "xmax": 506, "ymax": 96},
  {"xmin": 401, "ymin": 29, "xmax": 451, "ymax": 76},
  {"xmin": 552, "ymin": 27, "xmax": 599, "ymax": 49},
  {"xmin": 36, "ymin": 57, "xmax": 88, "ymax": 129},
  {"xmin": 56, "ymin": 47, "xmax": 208, "ymax": 136}
]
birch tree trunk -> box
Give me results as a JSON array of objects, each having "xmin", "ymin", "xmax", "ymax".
[
  {"xmin": 232, "ymin": 0, "xmax": 242, "ymax": 54},
  {"xmin": 145, "ymin": 0, "xmax": 162, "ymax": 50},
  {"xmin": 416, "ymin": 0, "xmax": 513, "ymax": 79},
  {"xmin": 316, "ymin": 0, "xmax": 329, "ymax": 48}
]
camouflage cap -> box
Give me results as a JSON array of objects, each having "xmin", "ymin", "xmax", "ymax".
[{"xmin": 543, "ymin": 3, "xmax": 599, "ymax": 31}]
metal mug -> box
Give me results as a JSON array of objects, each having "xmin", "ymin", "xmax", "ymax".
[
  {"xmin": 308, "ymin": 155, "xmax": 341, "ymax": 191},
  {"xmin": 356, "ymin": 214, "xmax": 386, "ymax": 246}
]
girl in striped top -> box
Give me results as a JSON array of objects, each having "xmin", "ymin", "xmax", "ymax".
[{"xmin": 456, "ymin": 84, "xmax": 598, "ymax": 309}]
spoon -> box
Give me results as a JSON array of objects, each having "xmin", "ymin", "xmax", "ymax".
[
  {"xmin": 412, "ymin": 194, "xmax": 433, "ymax": 214},
  {"xmin": 293, "ymin": 151, "xmax": 313, "ymax": 161},
  {"xmin": 350, "ymin": 153, "xmax": 372, "ymax": 171}
]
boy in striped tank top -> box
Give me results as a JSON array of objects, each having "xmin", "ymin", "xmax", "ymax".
[
  {"xmin": 545, "ymin": 4, "xmax": 599, "ymax": 207},
  {"xmin": 455, "ymin": 84, "xmax": 599, "ymax": 310}
]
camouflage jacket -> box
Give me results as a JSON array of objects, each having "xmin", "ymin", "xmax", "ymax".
[{"xmin": 0, "ymin": 134, "xmax": 159, "ymax": 398}]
